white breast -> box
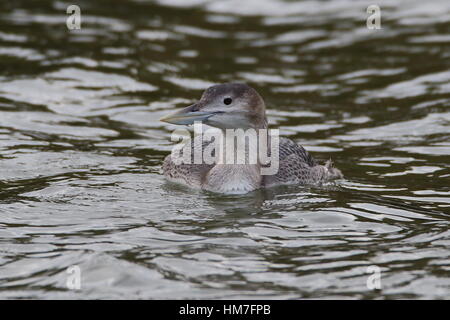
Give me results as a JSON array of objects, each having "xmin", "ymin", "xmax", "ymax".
[{"xmin": 203, "ymin": 164, "xmax": 261, "ymax": 194}]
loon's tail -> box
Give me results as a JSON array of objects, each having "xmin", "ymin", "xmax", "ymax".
[{"xmin": 324, "ymin": 159, "xmax": 343, "ymax": 180}]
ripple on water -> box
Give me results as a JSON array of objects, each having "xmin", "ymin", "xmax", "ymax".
[
  {"xmin": 0, "ymin": 68, "xmax": 157, "ymax": 116},
  {"xmin": 334, "ymin": 112, "xmax": 450, "ymax": 142}
]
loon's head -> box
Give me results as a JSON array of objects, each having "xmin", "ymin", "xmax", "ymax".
[{"xmin": 160, "ymin": 83, "xmax": 267, "ymax": 129}]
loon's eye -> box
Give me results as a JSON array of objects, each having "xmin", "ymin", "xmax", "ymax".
[{"xmin": 223, "ymin": 97, "xmax": 232, "ymax": 105}]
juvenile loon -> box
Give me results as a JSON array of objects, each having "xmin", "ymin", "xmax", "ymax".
[{"xmin": 160, "ymin": 83, "xmax": 342, "ymax": 194}]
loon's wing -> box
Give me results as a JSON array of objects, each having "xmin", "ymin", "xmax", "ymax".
[
  {"xmin": 263, "ymin": 137, "xmax": 342, "ymax": 186},
  {"xmin": 163, "ymin": 137, "xmax": 215, "ymax": 188},
  {"xmin": 278, "ymin": 137, "xmax": 317, "ymax": 166}
]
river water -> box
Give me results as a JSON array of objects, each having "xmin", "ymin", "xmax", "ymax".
[{"xmin": 0, "ymin": 0, "xmax": 449, "ymax": 299}]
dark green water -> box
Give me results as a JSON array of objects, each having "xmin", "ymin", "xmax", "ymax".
[{"xmin": 0, "ymin": 0, "xmax": 449, "ymax": 299}]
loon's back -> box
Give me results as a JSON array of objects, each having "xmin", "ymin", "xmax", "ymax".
[{"xmin": 262, "ymin": 137, "xmax": 342, "ymax": 187}]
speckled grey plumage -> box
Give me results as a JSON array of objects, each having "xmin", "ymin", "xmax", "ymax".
[
  {"xmin": 163, "ymin": 137, "xmax": 214, "ymax": 189},
  {"xmin": 263, "ymin": 137, "xmax": 343, "ymax": 186},
  {"xmin": 163, "ymin": 136, "xmax": 342, "ymax": 190}
]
